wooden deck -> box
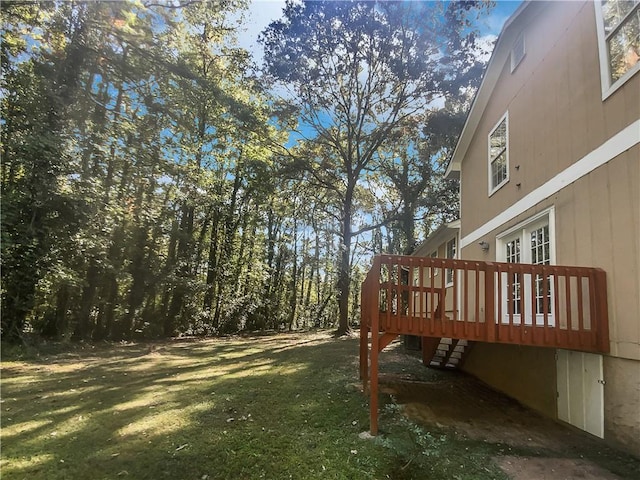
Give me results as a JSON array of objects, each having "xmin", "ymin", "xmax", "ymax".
[{"xmin": 359, "ymin": 254, "xmax": 610, "ymax": 435}]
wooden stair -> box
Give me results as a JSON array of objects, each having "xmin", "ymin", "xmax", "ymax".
[{"xmin": 421, "ymin": 337, "xmax": 473, "ymax": 369}]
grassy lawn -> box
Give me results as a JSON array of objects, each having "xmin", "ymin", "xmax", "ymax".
[{"xmin": 1, "ymin": 331, "xmax": 512, "ymax": 480}]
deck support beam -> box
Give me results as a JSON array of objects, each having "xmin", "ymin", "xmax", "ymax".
[
  {"xmin": 422, "ymin": 336, "xmax": 441, "ymax": 367},
  {"xmin": 369, "ymin": 331, "xmax": 399, "ymax": 436}
]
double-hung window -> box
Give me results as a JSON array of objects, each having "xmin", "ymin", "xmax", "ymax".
[
  {"xmin": 595, "ymin": 0, "xmax": 640, "ymax": 98},
  {"xmin": 488, "ymin": 113, "xmax": 509, "ymax": 194}
]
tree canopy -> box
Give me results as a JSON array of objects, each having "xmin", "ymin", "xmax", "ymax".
[
  {"xmin": 1, "ymin": 0, "xmax": 493, "ymax": 342},
  {"xmin": 260, "ymin": 0, "xmax": 491, "ymax": 334}
]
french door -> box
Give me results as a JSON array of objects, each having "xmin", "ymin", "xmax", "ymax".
[{"xmin": 499, "ymin": 217, "xmax": 555, "ymax": 326}]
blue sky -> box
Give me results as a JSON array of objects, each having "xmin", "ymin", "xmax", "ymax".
[
  {"xmin": 237, "ymin": 0, "xmax": 522, "ymax": 148},
  {"xmin": 477, "ymin": 0, "xmax": 522, "ymax": 36},
  {"xmin": 238, "ymin": 0, "xmax": 523, "ymax": 64}
]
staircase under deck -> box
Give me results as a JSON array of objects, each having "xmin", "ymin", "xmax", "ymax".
[
  {"xmin": 359, "ymin": 254, "xmax": 610, "ymax": 435},
  {"xmin": 422, "ymin": 337, "xmax": 473, "ymax": 369}
]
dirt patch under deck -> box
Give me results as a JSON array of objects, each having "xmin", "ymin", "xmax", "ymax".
[{"xmin": 375, "ymin": 340, "xmax": 639, "ymax": 479}]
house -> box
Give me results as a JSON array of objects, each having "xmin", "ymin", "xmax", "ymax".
[
  {"xmin": 360, "ymin": 0, "xmax": 639, "ymax": 456},
  {"xmin": 408, "ymin": 221, "xmax": 473, "ymax": 368}
]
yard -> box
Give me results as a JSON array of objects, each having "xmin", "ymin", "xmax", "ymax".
[{"xmin": 2, "ymin": 332, "xmax": 638, "ymax": 479}]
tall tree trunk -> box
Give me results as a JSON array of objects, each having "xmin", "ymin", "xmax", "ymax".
[
  {"xmin": 203, "ymin": 212, "xmax": 221, "ymax": 313},
  {"xmin": 241, "ymin": 219, "xmax": 257, "ymax": 297},
  {"xmin": 288, "ymin": 217, "xmax": 299, "ymax": 331},
  {"xmin": 42, "ymin": 284, "xmax": 70, "ymax": 338},
  {"xmin": 165, "ymin": 203, "xmax": 194, "ymax": 336},
  {"xmin": 105, "ymin": 280, "xmax": 118, "ymax": 339},
  {"xmin": 74, "ymin": 263, "xmax": 99, "ymax": 340},
  {"xmin": 336, "ymin": 184, "xmax": 354, "ymax": 336},
  {"xmin": 123, "ymin": 224, "xmax": 148, "ymax": 338}
]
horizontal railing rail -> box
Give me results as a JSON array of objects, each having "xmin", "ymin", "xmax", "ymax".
[{"xmin": 361, "ymin": 254, "xmax": 609, "ymax": 353}]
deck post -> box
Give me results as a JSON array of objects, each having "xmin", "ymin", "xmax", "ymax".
[
  {"xmin": 593, "ymin": 269, "xmax": 610, "ymax": 353},
  {"xmin": 360, "ymin": 322, "xmax": 368, "ymax": 386},
  {"xmin": 370, "ymin": 293, "xmax": 380, "ymax": 436},
  {"xmin": 484, "ymin": 262, "xmax": 496, "ymax": 342},
  {"xmin": 360, "ymin": 282, "xmax": 369, "ymax": 386},
  {"xmin": 422, "ymin": 336, "xmax": 441, "ymax": 367}
]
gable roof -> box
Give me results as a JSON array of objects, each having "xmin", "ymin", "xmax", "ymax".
[
  {"xmin": 445, "ymin": 1, "xmax": 544, "ymax": 179},
  {"xmin": 413, "ymin": 219, "xmax": 460, "ymax": 257}
]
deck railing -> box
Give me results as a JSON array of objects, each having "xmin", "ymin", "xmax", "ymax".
[
  {"xmin": 361, "ymin": 254, "xmax": 610, "ymax": 353},
  {"xmin": 360, "ymin": 254, "xmax": 609, "ymax": 435}
]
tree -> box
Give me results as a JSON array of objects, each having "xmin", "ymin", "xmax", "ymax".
[
  {"xmin": 260, "ymin": 0, "xmax": 491, "ymax": 335},
  {"xmin": 1, "ymin": 1, "xmax": 93, "ymax": 341},
  {"xmin": 1, "ymin": 0, "xmax": 285, "ymax": 341}
]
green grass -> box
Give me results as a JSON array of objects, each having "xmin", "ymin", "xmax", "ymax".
[{"xmin": 1, "ymin": 332, "xmax": 512, "ymax": 480}]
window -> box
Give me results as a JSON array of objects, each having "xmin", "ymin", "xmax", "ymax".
[
  {"xmin": 445, "ymin": 237, "xmax": 456, "ymax": 285},
  {"xmin": 505, "ymin": 237, "xmax": 522, "ymax": 315},
  {"xmin": 430, "ymin": 250, "xmax": 438, "ymax": 276},
  {"xmin": 595, "ymin": 0, "xmax": 640, "ymax": 98},
  {"xmin": 511, "ymin": 32, "xmax": 526, "ymax": 72},
  {"xmin": 530, "ymin": 224, "xmax": 552, "ymax": 315},
  {"xmin": 497, "ymin": 208, "xmax": 555, "ymax": 326},
  {"xmin": 488, "ymin": 113, "xmax": 509, "ymax": 194}
]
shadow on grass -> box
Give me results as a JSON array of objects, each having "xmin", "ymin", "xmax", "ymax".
[
  {"xmin": 3, "ymin": 332, "xmax": 424, "ymax": 480},
  {"xmin": 6, "ymin": 332, "xmax": 636, "ymax": 480}
]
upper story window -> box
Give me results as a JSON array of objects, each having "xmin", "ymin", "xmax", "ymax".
[
  {"xmin": 488, "ymin": 113, "xmax": 509, "ymax": 195},
  {"xmin": 594, "ymin": 0, "xmax": 640, "ymax": 99}
]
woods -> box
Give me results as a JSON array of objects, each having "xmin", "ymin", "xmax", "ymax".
[{"xmin": 1, "ymin": 0, "xmax": 490, "ymax": 342}]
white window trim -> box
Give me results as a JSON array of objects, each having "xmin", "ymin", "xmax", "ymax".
[
  {"xmin": 496, "ymin": 206, "xmax": 556, "ymax": 263},
  {"xmin": 445, "ymin": 236, "xmax": 458, "ymax": 287},
  {"xmin": 488, "ymin": 112, "xmax": 509, "ymax": 196},
  {"xmin": 594, "ymin": 1, "xmax": 640, "ymax": 100},
  {"xmin": 496, "ymin": 207, "xmax": 556, "ymax": 327},
  {"xmin": 461, "ymin": 120, "xmax": 639, "ymax": 249}
]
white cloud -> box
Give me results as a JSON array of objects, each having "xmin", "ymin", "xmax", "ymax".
[
  {"xmin": 475, "ymin": 34, "xmax": 498, "ymax": 63},
  {"xmin": 237, "ymin": 0, "xmax": 287, "ymax": 65}
]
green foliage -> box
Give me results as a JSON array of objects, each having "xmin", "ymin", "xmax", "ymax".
[
  {"xmin": 2, "ymin": 0, "xmax": 491, "ymax": 342},
  {"xmin": 0, "ymin": 0, "xmax": 296, "ymax": 341},
  {"xmin": 260, "ymin": 0, "xmax": 493, "ymax": 333}
]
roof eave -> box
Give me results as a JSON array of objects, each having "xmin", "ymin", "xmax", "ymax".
[
  {"xmin": 413, "ymin": 219, "xmax": 461, "ymax": 256},
  {"xmin": 445, "ymin": 1, "xmax": 538, "ymax": 180}
]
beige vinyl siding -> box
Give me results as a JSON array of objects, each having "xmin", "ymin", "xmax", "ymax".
[
  {"xmin": 460, "ymin": 1, "xmax": 640, "ymax": 239},
  {"xmin": 461, "ymin": 149, "xmax": 640, "ymax": 359},
  {"xmin": 554, "ymin": 148, "xmax": 640, "ymax": 360},
  {"xmin": 454, "ymin": 0, "xmax": 639, "ymax": 455},
  {"xmin": 414, "ymin": 240, "xmax": 459, "ymax": 316},
  {"xmin": 462, "ymin": 343, "xmax": 557, "ymax": 418}
]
